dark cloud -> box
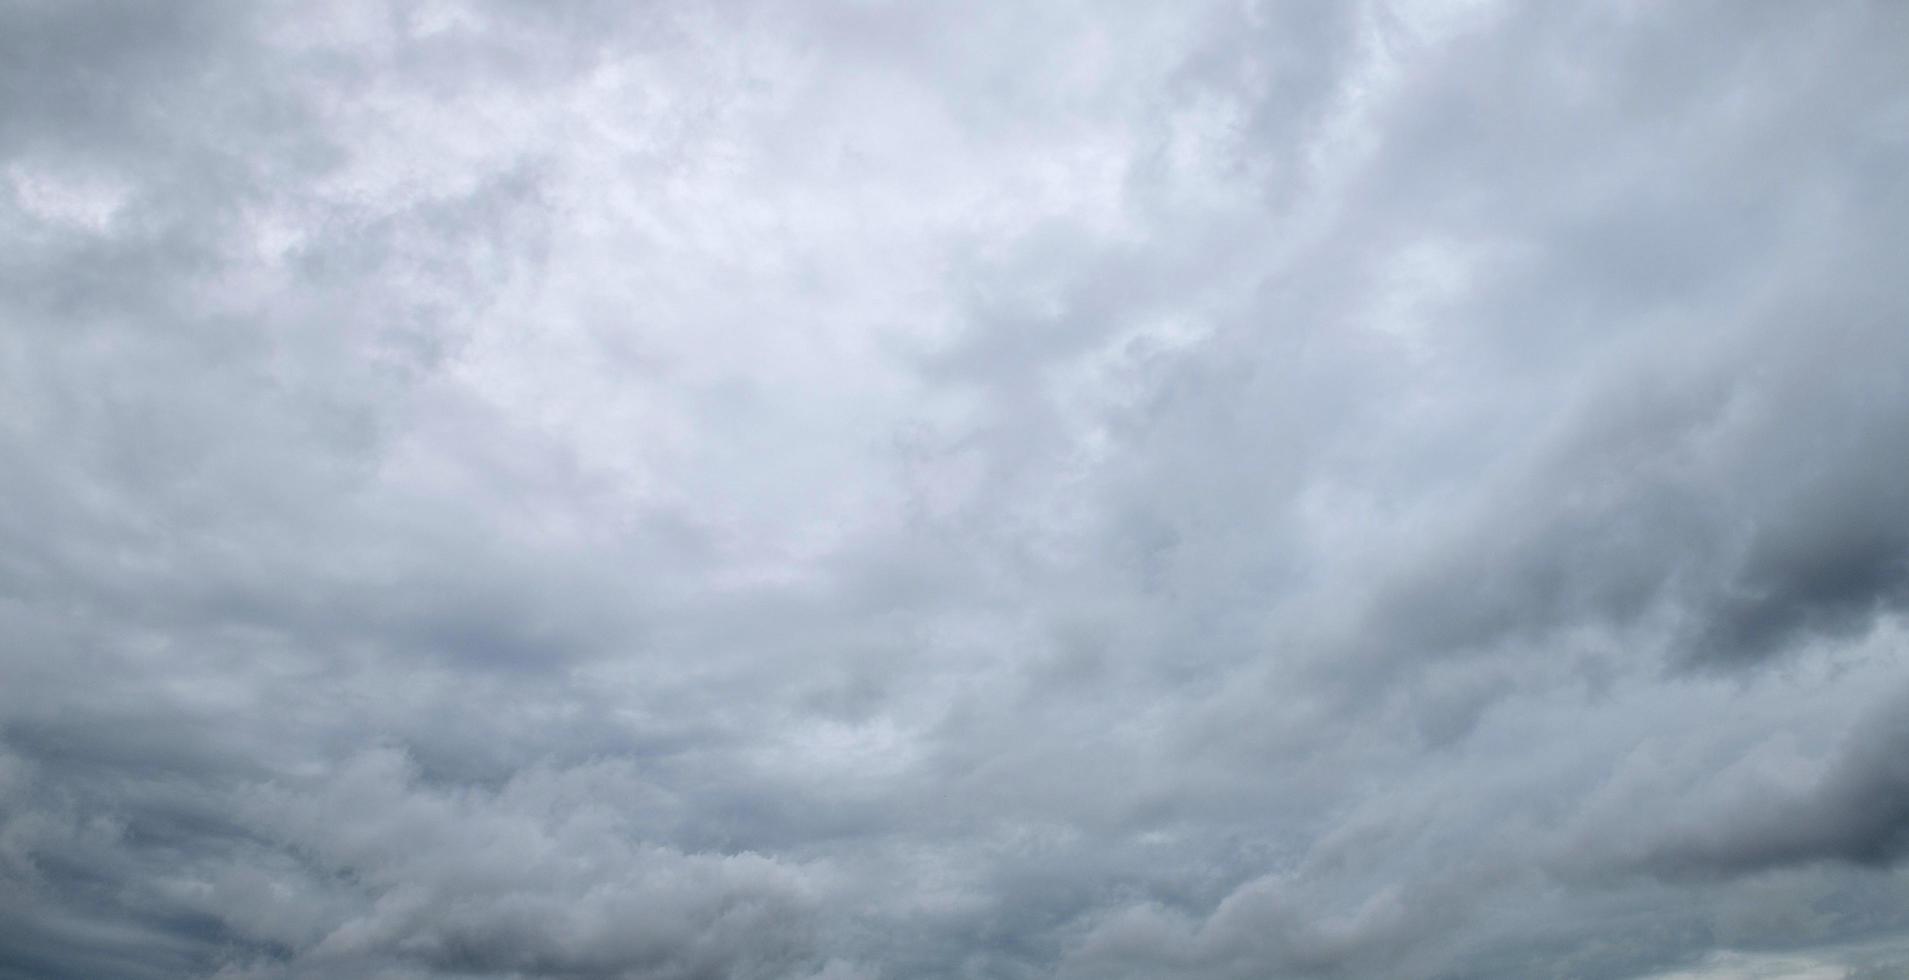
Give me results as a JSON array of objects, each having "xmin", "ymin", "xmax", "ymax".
[
  {"xmin": 1637, "ymin": 683, "xmax": 1909, "ymax": 876},
  {"xmin": 4, "ymin": 1, "xmax": 1909, "ymax": 978}
]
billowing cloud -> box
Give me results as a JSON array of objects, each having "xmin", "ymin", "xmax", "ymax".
[{"xmin": 3, "ymin": 1, "xmax": 1908, "ymax": 978}]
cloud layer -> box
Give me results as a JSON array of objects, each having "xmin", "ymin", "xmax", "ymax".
[{"xmin": 4, "ymin": 1, "xmax": 1909, "ymax": 977}]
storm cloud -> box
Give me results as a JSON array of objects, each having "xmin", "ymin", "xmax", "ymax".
[{"xmin": 4, "ymin": 1, "xmax": 1909, "ymax": 978}]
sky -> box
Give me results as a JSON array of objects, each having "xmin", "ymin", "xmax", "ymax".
[{"xmin": 2, "ymin": 1, "xmax": 1908, "ymax": 978}]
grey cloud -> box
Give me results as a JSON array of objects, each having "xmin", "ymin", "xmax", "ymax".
[
  {"xmin": 0, "ymin": 741, "xmax": 835, "ymax": 980},
  {"xmin": 5, "ymin": 1, "xmax": 1909, "ymax": 978},
  {"xmin": 223, "ymin": 751, "xmax": 825, "ymax": 980},
  {"xmin": 1636, "ymin": 682, "xmax": 1909, "ymax": 877}
]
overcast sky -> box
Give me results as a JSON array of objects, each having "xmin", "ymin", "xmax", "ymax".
[{"xmin": 3, "ymin": 2, "xmax": 1909, "ymax": 978}]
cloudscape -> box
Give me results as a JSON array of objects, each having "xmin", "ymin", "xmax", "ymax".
[{"xmin": 4, "ymin": 2, "xmax": 1909, "ymax": 978}]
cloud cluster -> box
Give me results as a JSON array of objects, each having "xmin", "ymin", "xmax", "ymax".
[{"xmin": 4, "ymin": 1, "xmax": 1908, "ymax": 977}]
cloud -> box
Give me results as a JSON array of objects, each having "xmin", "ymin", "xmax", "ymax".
[
  {"xmin": 1630, "ymin": 681, "xmax": 1909, "ymax": 877},
  {"xmin": 3, "ymin": 1, "xmax": 1909, "ymax": 978}
]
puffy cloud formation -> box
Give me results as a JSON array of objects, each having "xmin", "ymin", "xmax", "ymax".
[{"xmin": 3, "ymin": 1, "xmax": 1908, "ymax": 978}]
